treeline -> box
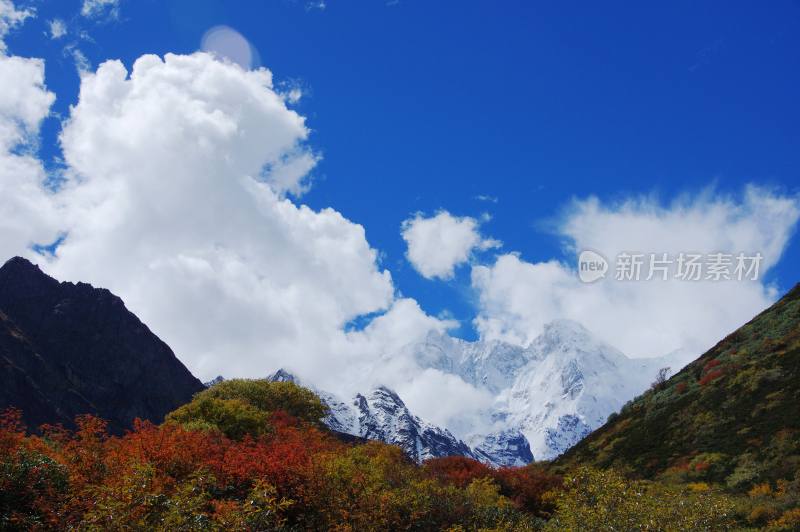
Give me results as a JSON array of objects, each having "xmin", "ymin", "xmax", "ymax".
[{"xmin": 0, "ymin": 380, "xmax": 794, "ymax": 530}]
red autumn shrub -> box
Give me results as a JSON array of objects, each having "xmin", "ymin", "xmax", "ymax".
[
  {"xmin": 699, "ymin": 369, "xmax": 724, "ymax": 386},
  {"xmin": 0, "ymin": 408, "xmax": 25, "ymax": 454},
  {"xmin": 0, "ymin": 403, "xmax": 547, "ymax": 530},
  {"xmin": 423, "ymin": 456, "xmax": 493, "ymax": 488},
  {"xmin": 494, "ymin": 465, "xmax": 562, "ymax": 517},
  {"xmin": 693, "ymin": 461, "xmax": 710, "ymax": 473},
  {"xmin": 423, "ymin": 457, "xmax": 562, "ymax": 517}
]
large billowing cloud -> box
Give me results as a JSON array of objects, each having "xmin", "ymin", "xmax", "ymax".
[
  {"xmin": 0, "ymin": 10, "xmax": 488, "ymax": 428},
  {"xmin": 0, "ymin": 44, "xmax": 453, "ymax": 398},
  {"xmin": 472, "ymin": 188, "xmax": 799, "ymax": 359},
  {"xmin": 40, "ymin": 52, "xmax": 455, "ymax": 391},
  {"xmin": 402, "ymin": 211, "xmax": 500, "ymax": 280}
]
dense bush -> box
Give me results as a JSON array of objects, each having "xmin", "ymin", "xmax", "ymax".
[
  {"xmin": 165, "ymin": 379, "xmax": 327, "ymax": 440},
  {"xmin": 3, "ymin": 368, "xmax": 798, "ymax": 530},
  {"xmin": 199, "ymin": 379, "xmax": 326, "ymax": 421},
  {"xmin": 0, "ymin": 405, "xmax": 545, "ymax": 530},
  {"xmin": 422, "ymin": 456, "xmax": 561, "ymax": 518},
  {"xmin": 422, "ymin": 455, "xmax": 493, "ymax": 488},
  {"xmin": 165, "ymin": 395, "xmax": 271, "ymax": 440},
  {"xmin": 545, "ymin": 466, "xmax": 737, "ymax": 531}
]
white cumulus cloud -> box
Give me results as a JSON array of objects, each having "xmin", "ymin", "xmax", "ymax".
[
  {"xmin": 472, "ymin": 187, "xmax": 799, "ymax": 359},
  {"xmin": 0, "ymin": 29, "xmax": 471, "ymax": 425},
  {"xmin": 40, "ymin": 52, "xmax": 404, "ymax": 385},
  {"xmin": 402, "ymin": 211, "xmax": 500, "ymax": 280},
  {"xmin": 0, "ymin": 49, "xmax": 457, "ymax": 403}
]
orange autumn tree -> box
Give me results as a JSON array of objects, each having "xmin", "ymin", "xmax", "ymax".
[
  {"xmin": 0, "ymin": 379, "xmax": 549, "ymax": 530},
  {"xmin": 423, "ymin": 455, "xmax": 562, "ymax": 518}
]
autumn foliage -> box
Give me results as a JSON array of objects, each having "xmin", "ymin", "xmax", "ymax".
[
  {"xmin": 0, "ymin": 382, "xmax": 556, "ymax": 530},
  {"xmin": 698, "ymin": 368, "xmax": 725, "ymax": 386},
  {"xmin": 422, "ymin": 456, "xmax": 561, "ymax": 518},
  {"xmin": 5, "ymin": 377, "xmax": 796, "ymax": 529}
]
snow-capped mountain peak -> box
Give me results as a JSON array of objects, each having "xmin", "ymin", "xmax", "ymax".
[
  {"xmin": 393, "ymin": 319, "xmax": 688, "ymax": 462},
  {"xmin": 263, "ymin": 316, "xmax": 693, "ymax": 467},
  {"xmin": 268, "ymin": 368, "xmax": 299, "ymax": 384},
  {"xmin": 487, "ymin": 320, "xmax": 680, "ymax": 460},
  {"xmin": 265, "ymin": 370, "xmax": 485, "ymax": 464},
  {"xmin": 469, "ymin": 429, "xmax": 534, "ymax": 467},
  {"xmin": 404, "ymin": 329, "xmax": 532, "ymax": 394},
  {"xmin": 528, "ymin": 319, "xmax": 628, "ymax": 365},
  {"xmin": 353, "ymin": 386, "xmax": 475, "ymax": 463}
]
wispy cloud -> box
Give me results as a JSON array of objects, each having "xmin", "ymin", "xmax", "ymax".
[
  {"xmin": 306, "ymin": 1, "xmax": 326, "ymax": 11},
  {"xmin": 472, "ymin": 186, "xmax": 800, "ymax": 359},
  {"xmin": 80, "ymin": 0, "xmax": 120, "ymax": 21},
  {"xmin": 0, "ymin": 0, "xmax": 34, "ymax": 51},
  {"xmin": 65, "ymin": 44, "xmax": 90, "ymax": 72},
  {"xmin": 474, "ymin": 194, "xmax": 498, "ymax": 204},
  {"xmin": 48, "ymin": 19, "xmax": 67, "ymax": 39}
]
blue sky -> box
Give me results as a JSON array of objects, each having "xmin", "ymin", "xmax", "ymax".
[{"xmin": 3, "ymin": 0, "xmax": 799, "ymax": 360}]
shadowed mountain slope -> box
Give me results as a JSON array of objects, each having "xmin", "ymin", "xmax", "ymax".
[{"xmin": 0, "ymin": 256, "xmax": 204, "ymax": 433}]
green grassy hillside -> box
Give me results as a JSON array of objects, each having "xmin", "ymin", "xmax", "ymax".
[{"xmin": 558, "ymin": 284, "xmax": 800, "ymax": 492}]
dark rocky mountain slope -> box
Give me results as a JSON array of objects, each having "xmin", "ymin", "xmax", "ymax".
[{"xmin": 0, "ymin": 256, "xmax": 204, "ymax": 433}]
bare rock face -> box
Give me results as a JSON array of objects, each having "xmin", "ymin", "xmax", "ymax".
[
  {"xmin": 0, "ymin": 256, "xmax": 204, "ymax": 433},
  {"xmin": 470, "ymin": 429, "xmax": 534, "ymax": 467}
]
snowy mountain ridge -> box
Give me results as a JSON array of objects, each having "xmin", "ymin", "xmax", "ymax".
[
  {"xmin": 493, "ymin": 320, "xmax": 652, "ymax": 459},
  {"xmin": 220, "ymin": 319, "xmax": 692, "ymax": 466},
  {"xmin": 266, "ymin": 369, "xmax": 497, "ymax": 464},
  {"xmin": 413, "ymin": 319, "xmax": 692, "ymax": 460}
]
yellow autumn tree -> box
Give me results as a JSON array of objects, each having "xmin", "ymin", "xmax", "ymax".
[{"xmin": 546, "ymin": 467, "xmax": 736, "ymax": 531}]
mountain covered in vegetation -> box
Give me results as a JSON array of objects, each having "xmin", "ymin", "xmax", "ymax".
[
  {"xmin": 0, "ymin": 257, "xmax": 204, "ymax": 432},
  {"xmin": 558, "ymin": 283, "xmax": 800, "ymax": 492}
]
